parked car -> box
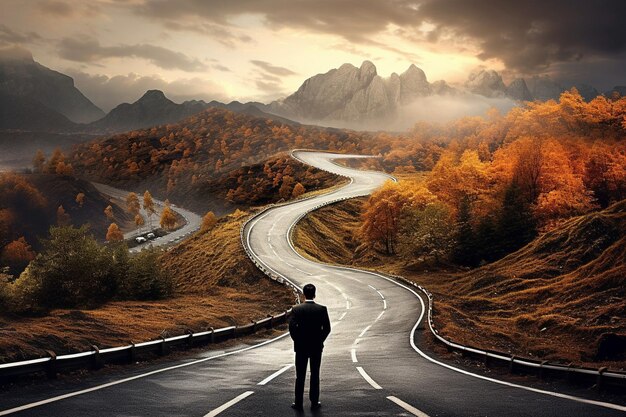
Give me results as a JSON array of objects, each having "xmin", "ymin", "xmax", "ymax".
[
  {"xmin": 135, "ymin": 236, "xmax": 147, "ymax": 244},
  {"xmin": 146, "ymin": 232, "xmax": 156, "ymax": 239}
]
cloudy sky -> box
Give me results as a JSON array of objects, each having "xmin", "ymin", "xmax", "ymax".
[{"xmin": 1, "ymin": 0, "xmax": 625, "ymax": 111}]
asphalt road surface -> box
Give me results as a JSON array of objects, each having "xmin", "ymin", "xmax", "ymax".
[
  {"xmin": 93, "ymin": 183, "xmax": 202, "ymax": 253},
  {"xmin": 1, "ymin": 151, "xmax": 624, "ymax": 416}
]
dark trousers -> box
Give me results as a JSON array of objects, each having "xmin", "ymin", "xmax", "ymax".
[{"xmin": 294, "ymin": 349, "xmax": 322, "ymax": 406}]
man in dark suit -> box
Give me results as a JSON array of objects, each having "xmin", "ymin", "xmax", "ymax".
[{"xmin": 289, "ymin": 283, "xmax": 331, "ymax": 411}]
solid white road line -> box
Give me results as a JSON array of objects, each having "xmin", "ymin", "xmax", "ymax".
[
  {"xmin": 383, "ymin": 299, "xmax": 387, "ymax": 310},
  {"xmin": 203, "ymin": 391, "xmax": 255, "ymax": 417},
  {"xmin": 351, "ymin": 348, "xmax": 358, "ymax": 363},
  {"xmin": 387, "ymin": 396, "xmax": 431, "ymax": 417},
  {"xmin": 358, "ymin": 325, "xmax": 371, "ymax": 338},
  {"xmin": 376, "ymin": 290, "xmax": 384, "ymax": 300},
  {"xmin": 257, "ymin": 364, "xmax": 293, "ymax": 386},
  {"xmin": 356, "ymin": 367, "xmax": 382, "ymax": 390},
  {"xmin": 367, "ymin": 284, "xmax": 377, "ymax": 291},
  {"xmin": 368, "ymin": 272, "xmax": 626, "ymax": 413},
  {"xmin": 338, "ymin": 312, "xmax": 347, "ymax": 321},
  {"xmin": 346, "ymin": 300, "xmax": 350, "ymax": 310},
  {"xmin": 0, "ymin": 333, "xmax": 291, "ymax": 416},
  {"xmin": 376, "ymin": 311, "xmax": 385, "ymax": 321}
]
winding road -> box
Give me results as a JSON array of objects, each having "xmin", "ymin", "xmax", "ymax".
[
  {"xmin": 92, "ymin": 183, "xmax": 202, "ymax": 253},
  {"xmin": 1, "ymin": 151, "xmax": 624, "ymax": 416}
]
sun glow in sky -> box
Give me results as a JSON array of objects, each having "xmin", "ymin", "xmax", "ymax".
[{"xmin": 1, "ymin": 0, "xmax": 624, "ymax": 111}]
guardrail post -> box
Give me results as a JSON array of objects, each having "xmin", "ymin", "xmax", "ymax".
[
  {"xmin": 209, "ymin": 327, "xmax": 215, "ymax": 344},
  {"xmin": 539, "ymin": 360, "xmax": 548, "ymax": 379},
  {"xmin": 45, "ymin": 350, "xmax": 57, "ymax": 379},
  {"xmin": 509, "ymin": 355, "xmax": 516, "ymax": 374},
  {"xmin": 597, "ymin": 367, "xmax": 607, "ymax": 391},
  {"xmin": 129, "ymin": 342, "xmax": 136, "ymax": 363},
  {"xmin": 252, "ymin": 320, "xmax": 257, "ymax": 333},
  {"xmin": 566, "ymin": 363, "xmax": 575, "ymax": 383},
  {"xmin": 159, "ymin": 337, "xmax": 167, "ymax": 356},
  {"xmin": 91, "ymin": 345, "xmax": 103, "ymax": 370},
  {"xmin": 268, "ymin": 315, "xmax": 274, "ymax": 329},
  {"xmin": 186, "ymin": 330, "xmax": 194, "ymax": 347}
]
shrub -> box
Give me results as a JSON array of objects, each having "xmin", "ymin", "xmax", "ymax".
[
  {"xmin": 118, "ymin": 248, "xmax": 173, "ymax": 300},
  {"xmin": 15, "ymin": 226, "xmax": 116, "ymax": 310}
]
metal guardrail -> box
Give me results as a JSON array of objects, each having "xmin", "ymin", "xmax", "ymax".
[
  {"xmin": 386, "ymin": 273, "xmax": 626, "ymax": 390},
  {"xmin": 0, "ymin": 312, "xmax": 292, "ymax": 381}
]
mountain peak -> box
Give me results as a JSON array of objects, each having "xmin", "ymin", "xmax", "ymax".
[{"xmin": 138, "ymin": 89, "xmax": 169, "ymax": 102}]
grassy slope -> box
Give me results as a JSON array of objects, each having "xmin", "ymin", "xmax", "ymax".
[
  {"xmin": 293, "ymin": 198, "xmax": 626, "ymax": 368},
  {"xmin": 0, "ymin": 209, "xmax": 294, "ymax": 362}
]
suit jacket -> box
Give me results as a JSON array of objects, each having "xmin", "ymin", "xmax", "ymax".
[{"xmin": 289, "ymin": 301, "xmax": 331, "ymax": 353}]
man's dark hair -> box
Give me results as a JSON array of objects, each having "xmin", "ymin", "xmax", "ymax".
[{"xmin": 303, "ymin": 283, "xmax": 316, "ymax": 299}]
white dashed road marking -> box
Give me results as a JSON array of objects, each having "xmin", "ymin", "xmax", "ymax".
[
  {"xmin": 203, "ymin": 391, "xmax": 255, "ymax": 417},
  {"xmin": 257, "ymin": 364, "xmax": 293, "ymax": 386},
  {"xmin": 387, "ymin": 396, "xmax": 431, "ymax": 417}
]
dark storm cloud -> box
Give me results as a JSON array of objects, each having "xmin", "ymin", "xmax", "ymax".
[
  {"xmin": 135, "ymin": 0, "xmax": 421, "ymax": 43},
  {"xmin": 135, "ymin": 0, "xmax": 626, "ymax": 77},
  {"xmin": 250, "ymin": 60, "xmax": 297, "ymax": 77},
  {"xmin": 57, "ymin": 37, "xmax": 207, "ymax": 71},
  {"xmin": 417, "ymin": 0, "xmax": 626, "ymax": 73}
]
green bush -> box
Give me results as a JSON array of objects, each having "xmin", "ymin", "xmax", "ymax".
[
  {"xmin": 119, "ymin": 248, "xmax": 173, "ymax": 300},
  {"xmin": 0, "ymin": 269, "xmax": 13, "ymax": 312},
  {"xmin": 4, "ymin": 226, "xmax": 173, "ymax": 314},
  {"xmin": 15, "ymin": 226, "xmax": 116, "ymax": 310}
]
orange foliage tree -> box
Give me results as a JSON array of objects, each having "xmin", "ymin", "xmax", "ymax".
[{"xmin": 106, "ymin": 223, "xmax": 124, "ymax": 242}]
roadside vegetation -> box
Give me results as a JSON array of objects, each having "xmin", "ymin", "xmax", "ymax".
[
  {"xmin": 0, "ymin": 226, "xmax": 172, "ymax": 315},
  {"xmin": 294, "ymin": 197, "xmax": 626, "ymax": 367}
]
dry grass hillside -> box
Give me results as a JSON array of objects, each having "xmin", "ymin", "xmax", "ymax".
[
  {"xmin": 293, "ymin": 198, "xmax": 626, "ymax": 368},
  {"xmin": 0, "ymin": 209, "xmax": 294, "ymax": 363}
]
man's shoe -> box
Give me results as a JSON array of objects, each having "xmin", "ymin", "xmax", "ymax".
[
  {"xmin": 311, "ymin": 402, "xmax": 322, "ymax": 411},
  {"xmin": 291, "ymin": 403, "xmax": 304, "ymax": 411}
]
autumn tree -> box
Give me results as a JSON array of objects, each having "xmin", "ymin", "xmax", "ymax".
[
  {"xmin": 46, "ymin": 149, "xmax": 65, "ymax": 174},
  {"xmin": 292, "ymin": 182, "xmax": 306, "ymax": 199},
  {"xmin": 200, "ymin": 211, "xmax": 217, "ymax": 233},
  {"xmin": 135, "ymin": 213, "xmax": 145, "ymax": 231},
  {"xmin": 104, "ymin": 205, "xmax": 114, "ymax": 221},
  {"xmin": 106, "ymin": 223, "xmax": 124, "ymax": 242},
  {"xmin": 56, "ymin": 205, "xmax": 70, "ymax": 226},
  {"xmin": 55, "ymin": 161, "xmax": 74, "ymax": 177},
  {"xmin": 126, "ymin": 192, "xmax": 141, "ymax": 217},
  {"xmin": 32, "ymin": 150, "xmax": 46, "ymax": 173},
  {"xmin": 360, "ymin": 181, "xmax": 414, "ymax": 255},
  {"xmin": 143, "ymin": 190, "xmax": 156, "ymax": 229},
  {"xmin": 159, "ymin": 206, "xmax": 177, "ymax": 231},
  {"xmin": 1, "ymin": 237, "xmax": 36, "ymax": 275},
  {"xmin": 75, "ymin": 192, "xmax": 85, "ymax": 208}
]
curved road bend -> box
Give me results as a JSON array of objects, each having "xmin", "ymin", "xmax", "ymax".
[
  {"xmin": 1, "ymin": 151, "xmax": 624, "ymax": 416},
  {"xmin": 92, "ymin": 183, "xmax": 202, "ymax": 253}
]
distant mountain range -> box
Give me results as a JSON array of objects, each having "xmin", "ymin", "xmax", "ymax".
[
  {"xmin": 261, "ymin": 61, "xmax": 622, "ymax": 127},
  {"xmin": 0, "ymin": 50, "xmax": 104, "ymax": 124},
  {"xmin": 1, "ymin": 54, "xmax": 624, "ymax": 136}
]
